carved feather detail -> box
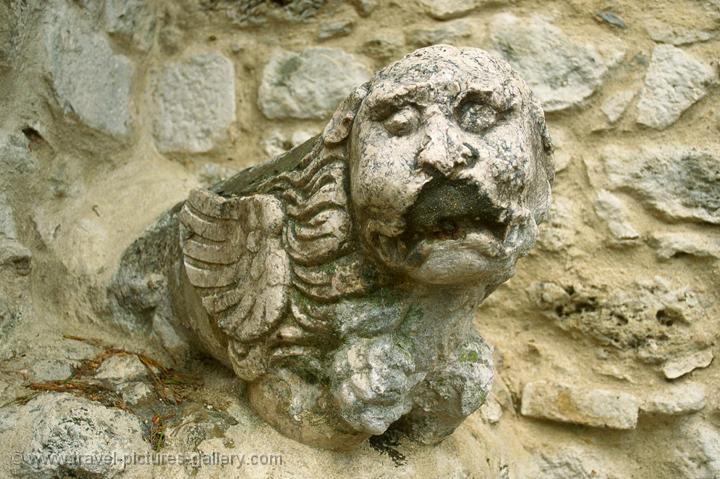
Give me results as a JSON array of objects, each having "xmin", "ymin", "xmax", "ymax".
[{"xmin": 179, "ymin": 189, "xmax": 291, "ymax": 343}]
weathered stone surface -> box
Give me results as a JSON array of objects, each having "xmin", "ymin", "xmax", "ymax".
[
  {"xmin": 595, "ymin": 190, "xmax": 640, "ymax": 241},
  {"xmin": 317, "ymin": 19, "xmax": 354, "ymax": 41},
  {"xmin": 596, "ymin": 10, "xmax": 626, "ymax": 29},
  {"xmin": 650, "ymin": 232, "xmax": 720, "ymax": 260},
  {"xmin": 0, "ymin": 192, "xmax": 31, "ymax": 273},
  {"xmin": 103, "ymin": 0, "xmax": 157, "ymax": 52},
  {"xmin": 258, "ymin": 48, "xmax": 370, "ymax": 120},
  {"xmin": 118, "ymin": 381, "xmax": 153, "ymax": 404},
  {"xmin": 350, "ymin": 0, "xmax": 377, "ymax": 17},
  {"xmin": 405, "ymin": 21, "xmax": 472, "ymax": 47},
  {"xmin": 662, "ymin": 349, "xmax": 714, "ymax": 379},
  {"xmin": 197, "ymin": 162, "xmax": 238, "ymax": 188},
  {"xmin": 532, "ymin": 278, "xmax": 709, "ymax": 363},
  {"xmin": 0, "ymin": 3, "xmax": 10, "ymax": 69},
  {"xmin": 480, "ymin": 397, "xmax": 503, "ymax": 424},
  {"xmin": 43, "ymin": 0, "xmax": 134, "ymax": 136},
  {"xmin": 603, "ymin": 145, "xmax": 720, "ymax": 224},
  {"xmin": 418, "ymin": 0, "xmax": 477, "ymax": 20},
  {"xmin": 0, "ymin": 134, "xmax": 38, "ymax": 185},
  {"xmin": 537, "ymin": 196, "xmax": 577, "ymax": 252},
  {"xmin": 118, "ymin": 45, "xmax": 554, "ymax": 450},
  {"xmin": 535, "ymin": 448, "xmax": 616, "ymax": 479},
  {"xmin": 642, "ymin": 383, "xmax": 706, "ymax": 415},
  {"xmin": 263, "ymin": 129, "xmax": 315, "ymax": 158},
  {"xmin": 95, "ymin": 354, "xmax": 149, "ymax": 382},
  {"xmin": 152, "ymin": 52, "xmax": 236, "ymax": 153},
  {"xmin": 548, "ymin": 127, "xmax": 572, "ymax": 173},
  {"xmin": 645, "ymin": 20, "xmax": 716, "ymax": 45},
  {"xmin": 636, "ymin": 45, "xmax": 715, "ymax": 129},
  {"xmin": 675, "ymin": 419, "xmax": 720, "ymax": 478},
  {"xmin": 521, "ymin": 381, "xmax": 639, "ymax": 429},
  {"xmin": 601, "ymin": 90, "xmax": 635, "ymax": 123},
  {"xmin": 3, "ymin": 393, "xmax": 148, "ymax": 478},
  {"xmin": 150, "ymin": 310, "xmax": 190, "ymax": 358},
  {"xmin": 222, "ymin": 0, "xmax": 327, "ymax": 27},
  {"xmin": 30, "ymin": 359, "xmax": 74, "ymax": 381},
  {"xmin": 490, "ymin": 14, "xmax": 620, "ymax": 111},
  {"xmin": 0, "ymin": 238, "xmax": 31, "ymax": 273},
  {"xmin": 360, "ymin": 32, "xmax": 404, "ymax": 61}
]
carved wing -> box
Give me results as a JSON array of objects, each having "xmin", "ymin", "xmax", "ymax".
[{"xmin": 179, "ymin": 189, "xmax": 290, "ymax": 343}]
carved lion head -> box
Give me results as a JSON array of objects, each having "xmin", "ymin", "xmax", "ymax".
[{"xmin": 323, "ymin": 45, "xmax": 554, "ymax": 287}]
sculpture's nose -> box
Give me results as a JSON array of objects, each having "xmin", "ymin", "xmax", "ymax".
[{"xmin": 416, "ymin": 108, "xmax": 476, "ymax": 177}]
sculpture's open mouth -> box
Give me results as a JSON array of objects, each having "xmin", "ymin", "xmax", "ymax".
[
  {"xmin": 368, "ymin": 178, "xmax": 522, "ymax": 273},
  {"xmin": 402, "ymin": 211, "xmax": 509, "ymax": 247},
  {"xmin": 401, "ymin": 178, "xmax": 510, "ymax": 251}
]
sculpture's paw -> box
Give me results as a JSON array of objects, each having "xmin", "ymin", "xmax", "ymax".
[
  {"xmin": 331, "ymin": 336, "xmax": 425, "ymax": 435},
  {"xmin": 395, "ymin": 337, "xmax": 494, "ymax": 444},
  {"xmin": 417, "ymin": 337, "xmax": 494, "ymax": 419}
]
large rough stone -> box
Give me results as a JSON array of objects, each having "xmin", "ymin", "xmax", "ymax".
[
  {"xmin": 151, "ymin": 52, "xmax": 236, "ymax": 153},
  {"xmin": 651, "ymin": 232, "xmax": 720, "ymax": 260},
  {"xmin": 602, "ymin": 145, "xmax": 720, "ymax": 224},
  {"xmin": 43, "ymin": 0, "xmax": 134, "ymax": 136},
  {"xmin": 258, "ymin": 48, "xmax": 370, "ymax": 120},
  {"xmin": 636, "ymin": 45, "xmax": 715, "ymax": 129},
  {"xmin": 594, "ymin": 190, "xmax": 640, "ymax": 241},
  {"xmin": 1, "ymin": 393, "xmax": 148, "ymax": 478},
  {"xmin": 641, "ymin": 383, "xmax": 706, "ymax": 415},
  {"xmin": 103, "ymin": 0, "xmax": 157, "ymax": 52},
  {"xmin": 531, "ymin": 277, "xmax": 710, "ymax": 363},
  {"xmin": 521, "ymin": 381, "xmax": 639, "ymax": 429},
  {"xmin": 490, "ymin": 14, "xmax": 620, "ymax": 111}
]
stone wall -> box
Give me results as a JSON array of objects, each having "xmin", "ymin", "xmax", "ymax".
[{"xmin": 0, "ymin": 0, "xmax": 718, "ymax": 477}]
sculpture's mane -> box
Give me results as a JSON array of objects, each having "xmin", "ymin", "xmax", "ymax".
[{"xmin": 256, "ymin": 140, "xmax": 375, "ymax": 304}]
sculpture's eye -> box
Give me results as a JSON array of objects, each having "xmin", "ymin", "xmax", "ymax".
[
  {"xmin": 457, "ymin": 101, "xmax": 498, "ymax": 133},
  {"xmin": 383, "ymin": 106, "xmax": 420, "ymax": 137}
]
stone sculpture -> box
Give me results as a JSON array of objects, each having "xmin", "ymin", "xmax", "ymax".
[{"xmin": 113, "ymin": 45, "xmax": 553, "ymax": 450}]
